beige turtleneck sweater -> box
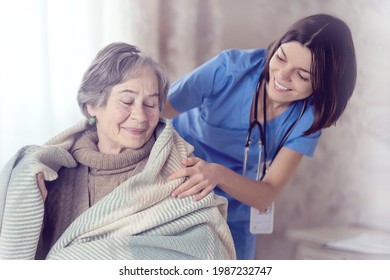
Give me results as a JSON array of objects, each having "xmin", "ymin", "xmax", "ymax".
[
  {"xmin": 37, "ymin": 129, "xmax": 155, "ymax": 258},
  {"xmin": 71, "ymin": 130, "xmax": 155, "ymax": 205}
]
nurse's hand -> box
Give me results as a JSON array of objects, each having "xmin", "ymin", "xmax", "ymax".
[{"xmin": 170, "ymin": 157, "xmax": 220, "ymax": 201}]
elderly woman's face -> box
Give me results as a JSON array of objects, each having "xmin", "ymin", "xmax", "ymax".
[{"xmin": 88, "ymin": 66, "xmax": 160, "ymax": 154}]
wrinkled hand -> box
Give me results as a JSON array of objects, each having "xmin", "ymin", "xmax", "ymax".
[
  {"xmin": 36, "ymin": 172, "xmax": 47, "ymax": 202},
  {"xmin": 170, "ymin": 157, "xmax": 219, "ymax": 201}
]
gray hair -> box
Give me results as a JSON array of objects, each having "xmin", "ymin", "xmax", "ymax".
[{"xmin": 77, "ymin": 42, "xmax": 169, "ymax": 118}]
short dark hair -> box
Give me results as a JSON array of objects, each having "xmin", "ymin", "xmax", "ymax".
[
  {"xmin": 77, "ymin": 42, "xmax": 169, "ymax": 118},
  {"xmin": 262, "ymin": 14, "xmax": 357, "ymax": 135}
]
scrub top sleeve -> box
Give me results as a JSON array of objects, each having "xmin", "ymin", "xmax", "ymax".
[
  {"xmin": 285, "ymin": 130, "xmax": 321, "ymax": 157},
  {"xmin": 284, "ymin": 106, "xmax": 321, "ymax": 157},
  {"xmin": 168, "ymin": 50, "xmax": 232, "ymax": 113}
]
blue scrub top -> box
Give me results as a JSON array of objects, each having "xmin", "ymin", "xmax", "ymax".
[{"xmin": 168, "ymin": 48, "xmax": 320, "ymax": 258}]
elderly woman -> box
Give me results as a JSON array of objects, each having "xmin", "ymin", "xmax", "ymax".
[{"xmin": 0, "ymin": 42, "xmax": 235, "ymax": 260}]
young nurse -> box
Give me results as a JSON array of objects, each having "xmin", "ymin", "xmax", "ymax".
[{"xmin": 163, "ymin": 14, "xmax": 357, "ymax": 259}]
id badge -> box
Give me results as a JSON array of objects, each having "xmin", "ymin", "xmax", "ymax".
[{"xmin": 249, "ymin": 202, "xmax": 274, "ymax": 234}]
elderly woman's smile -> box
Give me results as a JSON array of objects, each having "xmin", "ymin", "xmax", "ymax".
[{"xmin": 121, "ymin": 126, "xmax": 147, "ymax": 135}]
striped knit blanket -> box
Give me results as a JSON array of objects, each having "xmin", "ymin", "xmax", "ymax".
[{"xmin": 0, "ymin": 119, "xmax": 236, "ymax": 260}]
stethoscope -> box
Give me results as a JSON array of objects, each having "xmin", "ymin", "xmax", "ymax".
[{"xmin": 242, "ymin": 78, "xmax": 307, "ymax": 181}]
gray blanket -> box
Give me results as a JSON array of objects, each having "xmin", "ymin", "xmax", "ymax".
[{"xmin": 0, "ymin": 119, "xmax": 236, "ymax": 259}]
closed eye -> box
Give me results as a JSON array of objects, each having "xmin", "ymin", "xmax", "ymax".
[
  {"xmin": 144, "ymin": 103, "xmax": 157, "ymax": 108},
  {"xmin": 297, "ymin": 72, "xmax": 310, "ymax": 82},
  {"xmin": 144, "ymin": 96, "xmax": 159, "ymax": 109},
  {"xmin": 276, "ymin": 53, "xmax": 286, "ymax": 62},
  {"xmin": 120, "ymin": 100, "xmax": 133, "ymax": 106}
]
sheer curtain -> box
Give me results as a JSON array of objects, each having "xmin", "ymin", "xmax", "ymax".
[{"xmin": 0, "ymin": 0, "xmax": 138, "ymax": 166}]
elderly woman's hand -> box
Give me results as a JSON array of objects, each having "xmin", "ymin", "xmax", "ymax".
[
  {"xmin": 36, "ymin": 172, "xmax": 47, "ymax": 202},
  {"xmin": 170, "ymin": 157, "xmax": 221, "ymax": 201}
]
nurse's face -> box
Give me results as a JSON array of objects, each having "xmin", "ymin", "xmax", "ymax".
[
  {"xmin": 268, "ymin": 41, "xmax": 313, "ymax": 105},
  {"xmin": 88, "ymin": 66, "xmax": 160, "ymax": 154}
]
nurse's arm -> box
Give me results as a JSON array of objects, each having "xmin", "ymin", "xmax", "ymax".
[
  {"xmin": 218, "ymin": 147, "xmax": 304, "ymax": 210},
  {"xmin": 170, "ymin": 147, "xmax": 303, "ymax": 211},
  {"xmin": 162, "ymin": 101, "xmax": 181, "ymax": 118}
]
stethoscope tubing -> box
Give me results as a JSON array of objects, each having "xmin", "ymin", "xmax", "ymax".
[{"xmin": 243, "ymin": 77, "xmax": 307, "ymax": 181}]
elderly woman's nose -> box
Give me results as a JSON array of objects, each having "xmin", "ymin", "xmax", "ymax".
[{"xmin": 131, "ymin": 104, "xmax": 148, "ymax": 121}]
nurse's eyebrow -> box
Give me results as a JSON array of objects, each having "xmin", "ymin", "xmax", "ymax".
[{"xmin": 280, "ymin": 46, "xmax": 311, "ymax": 74}]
